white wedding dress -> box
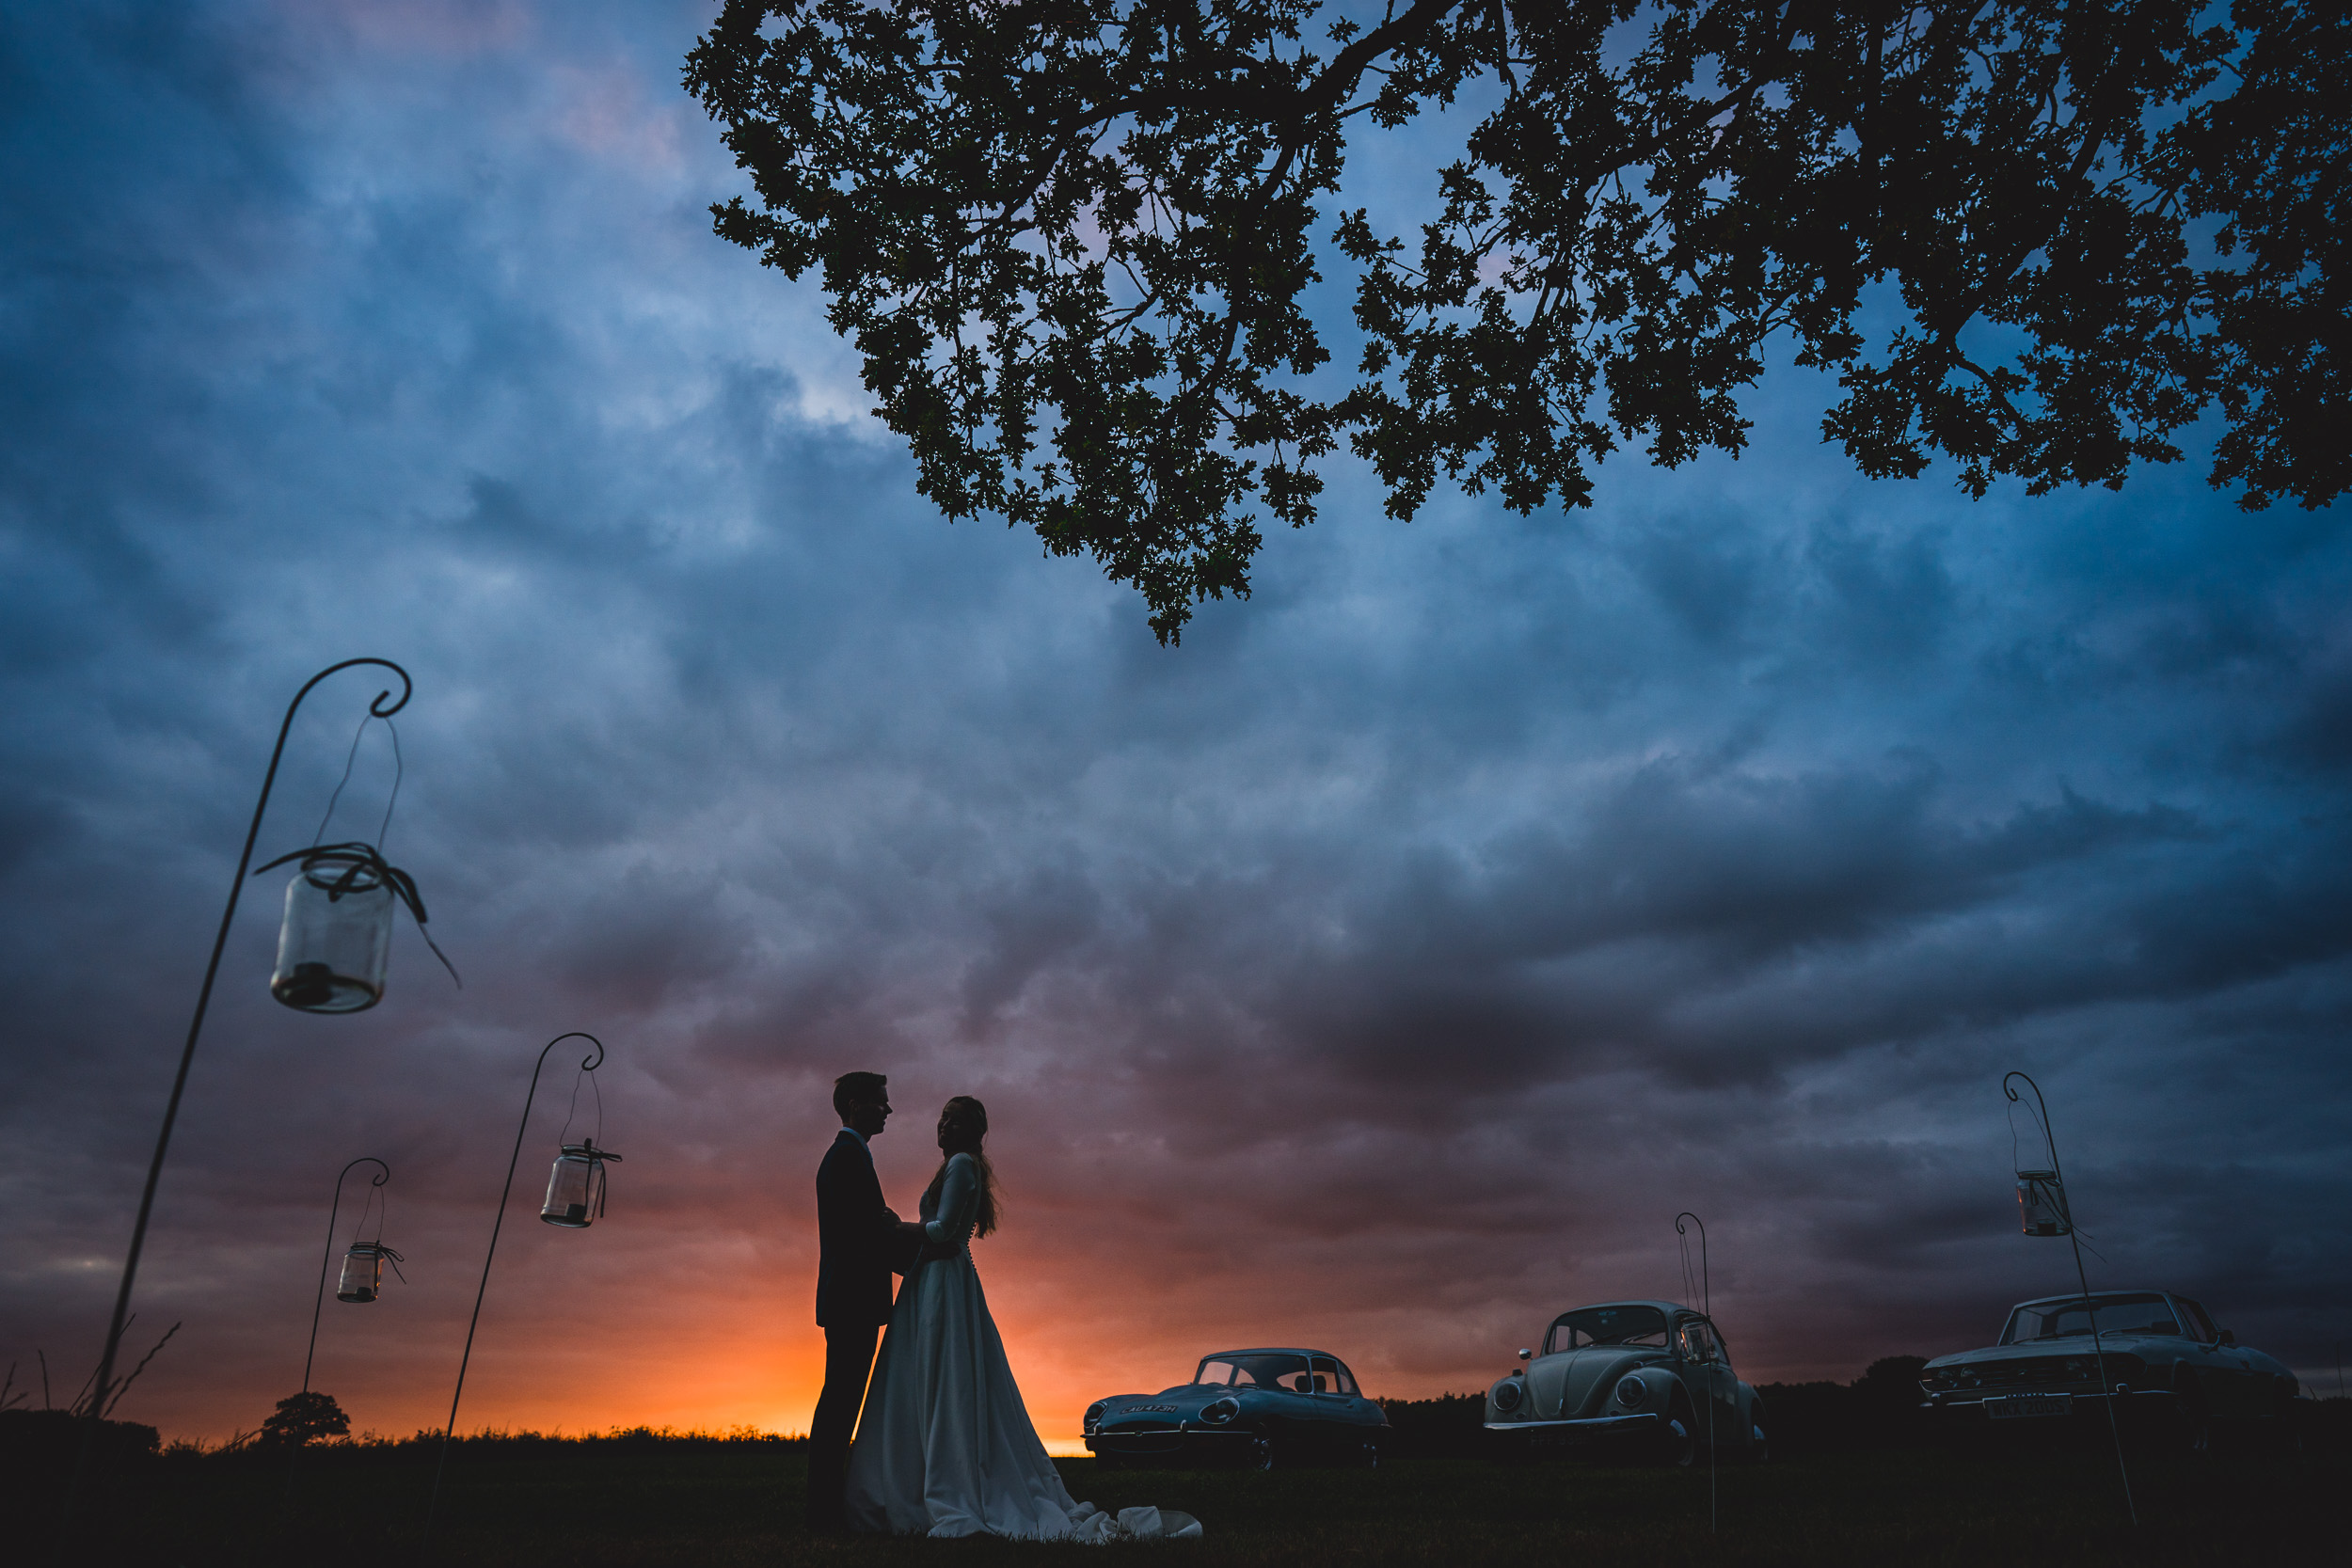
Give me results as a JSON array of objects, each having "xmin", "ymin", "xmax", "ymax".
[{"xmin": 844, "ymin": 1151, "xmax": 1200, "ymax": 1541}]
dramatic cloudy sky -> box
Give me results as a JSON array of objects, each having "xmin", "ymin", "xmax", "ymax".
[{"xmin": 4, "ymin": 1, "xmax": 2346, "ymax": 1447}]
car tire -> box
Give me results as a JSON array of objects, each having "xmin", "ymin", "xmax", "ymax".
[
  {"xmin": 1245, "ymin": 1433, "xmax": 1275, "ymax": 1471},
  {"xmin": 1359, "ymin": 1441, "xmax": 1380, "ymax": 1469},
  {"xmin": 1094, "ymin": 1451, "xmax": 1123, "ymax": 1472},
  {"xmin": 1659, "ymin": 1398, "xmax": 1698, "ymax": 1468},
  {"xmin": 1746, "ymin": 1407, "xmax": 1771, "ymax": 1464}
]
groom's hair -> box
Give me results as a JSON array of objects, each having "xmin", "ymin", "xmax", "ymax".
[{"xmin": 833, "ymin": 1071, "xmax": 887, "ymax": 1119}]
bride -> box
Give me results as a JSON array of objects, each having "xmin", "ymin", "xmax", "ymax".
[{"xmin": 844, "ymin": 1096, "xmax": 1200, "ymax": 1541}]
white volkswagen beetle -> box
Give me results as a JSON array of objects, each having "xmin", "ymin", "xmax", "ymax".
[{"xmin": 1484, "ymin": 1300, "xmax": 1768, "ymax": 1464}]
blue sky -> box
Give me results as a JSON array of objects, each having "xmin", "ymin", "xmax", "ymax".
[{"xmin": 2, "ymin": 0, "xmax": 2346, "ymax": 1442}]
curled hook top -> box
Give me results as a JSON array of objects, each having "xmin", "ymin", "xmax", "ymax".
[
  {"xmin": 1675, "ymin": 1211, "xmax": 1704, "ymax": 1238},
  {"xmin": 338, "ymin": 1155, "xmax": 391, "ymax": 1190},
  {"xmin": 291, "ymin": 657, "xmax": 412, "ymax": 721},
  {"xmin": 537, "ymin": 1031, "xmax": 605, "ymax": 1074}
]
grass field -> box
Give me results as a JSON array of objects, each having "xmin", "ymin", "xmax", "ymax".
[{"xmin": 15, "ymin": 1431, "xmax": 2345, "ymax": 1567}]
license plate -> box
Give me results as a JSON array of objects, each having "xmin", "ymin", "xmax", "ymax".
[{"xmin": 1986, "ymin": 1394, "xmax": 2072, "ymax": 1420}]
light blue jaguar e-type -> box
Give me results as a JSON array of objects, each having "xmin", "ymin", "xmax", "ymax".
[{"xmin": 1083, "ymin": 1347, "xmax": 1390, "ymax": 1469}]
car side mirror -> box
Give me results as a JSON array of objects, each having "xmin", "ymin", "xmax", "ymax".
[
  {"xmin": 2217, "ymin": 1328, "xmax": 2236, "ymax": 1345},
  {"xmin": 1517, "ymin": 1348, "xmax": 1532, "ymax": 1361}
]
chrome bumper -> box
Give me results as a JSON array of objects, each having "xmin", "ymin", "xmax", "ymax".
[
  {"xmin": 1923, "ymin": 1387, "xmax": 2176, "ymax": 1412},
  {"xmin": 1086, "ymin": 1423, "xmax": 1252, "ymax": 1454},
  {"xmin": 1486, "ymin": 1412, "xmax": 1662, "ymax": 1444}
]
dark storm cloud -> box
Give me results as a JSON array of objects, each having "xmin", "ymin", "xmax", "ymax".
[{"xmin": 1, "ymin": 0, "xmax": 2346, "ymax": 1440}]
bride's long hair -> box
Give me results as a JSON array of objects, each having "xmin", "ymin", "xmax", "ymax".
[{"xmin": 923, "ymin": 1095, "xmax": 1000, "ymax": 1238}]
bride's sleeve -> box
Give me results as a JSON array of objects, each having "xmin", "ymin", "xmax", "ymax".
[{"xmin": 924, "ymin": 1154, "xmax": 977, "ymax": 1244}]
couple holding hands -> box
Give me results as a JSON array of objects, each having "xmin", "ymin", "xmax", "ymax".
[{"xmin": 806, "ymin": 1072, "xmax": 1200, "ymax": 1541}]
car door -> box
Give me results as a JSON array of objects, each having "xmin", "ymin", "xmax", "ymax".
[
  {"xmin": 1696, "ymin": 1321, "xmax": 1745, "ymax": 1442},
  {"xmin": 1672, "ymin": 1316, "xmax": 1715, "ymax": 1435},
  {"xmin": 1263, "ymin": 1357, "xmax": 1319, "ymax": 1449},
  {"xmin": 2172, "ymin": 1297, "xmax": 2259, "ymax": 1417},
  {"xmin": 1313, "ymin": 1355, "xmax": 1379, "ymax": 1443},
  {"xmin": 1685, "ymin": 1320, "xmax": 1740, "ymax": 1443}
]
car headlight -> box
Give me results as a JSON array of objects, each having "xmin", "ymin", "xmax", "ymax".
[
  {"xmin": 1084, "ymin": 1402, "xmax": 1104, "ymax": 1434},
  {"xmin": 1199, "ymin": 1396, "xmax": 1240, "ymax": 1426},
  {"xmin": 1614, "ymin": 1375, "xmax": 1647, "ymax": 1408},
  {"xmin": 1955, "ymin": 1367, "xmax": 1980, "ymax": 1388},
  {"xmin": 1491, "ymin": 1379, "xmax": 1524, "ymax": 1414}
]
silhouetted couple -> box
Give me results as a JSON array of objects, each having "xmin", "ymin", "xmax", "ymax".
[{"xmin": 808, "ymin": 1072, "xmax": 1199, "ymax": 1540}]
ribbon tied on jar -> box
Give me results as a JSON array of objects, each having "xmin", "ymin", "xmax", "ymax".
[{"xmin": 337, "ymin": 1239, "xmax": 407, "ymax": 1303}]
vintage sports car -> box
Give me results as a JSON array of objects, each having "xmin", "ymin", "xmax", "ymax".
[
  {"xmin": 1485, "ymin": 1301, "xmax": 1767, "ymax": 1464},
  {"xmin": 1920, "ymin": 1289, "xmax": 2305, "ymax": 1448},
  {"xmin": 1083, "ymin": 1348, "xmax": 1390, "ymax": 1468}
]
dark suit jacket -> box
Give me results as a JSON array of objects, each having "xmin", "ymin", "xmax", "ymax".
[{"xmin": 815, "ymin": 1130, "xmax": 901, "ymax": 1329}]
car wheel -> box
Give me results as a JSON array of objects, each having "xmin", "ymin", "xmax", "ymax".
[
  {"xmin": 1359, "ymin": 1441, "xmax": 1380, "ymax": 1469},
  {"xmin": 1094, "ymin": 1451, "xmax": 1123, "ymax": 1472},
  {"xmin": 1660, "ymin": 1398, "xmax": 1698, "ymax": 1468},
  {"xmin": 1747, "ymin": 1416, "xmax": 1771, "ymax": 1464},
  {"xmin": 1245, "ymin": 1433, "xmax": 1275, "ymax": 1471}
]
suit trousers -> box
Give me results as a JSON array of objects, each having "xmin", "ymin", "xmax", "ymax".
[{"xmin": 806, "ymin": 1323, "xmax": 881, "ymax": 1528}]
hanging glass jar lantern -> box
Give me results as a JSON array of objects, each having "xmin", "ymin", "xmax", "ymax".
[
  {"xmin": 336, "ymin": 1240, "xmax": 405, "ymax": 1303},
  {"xmin": 541, "ymin": 1140, "xmax": 621, "ymax": 1228},
  {"xmin": 267, "ymin": 846, "xmax": 393, "ymax": 1011},
  {"xmin": 2015, "ymin": 1167, "xmax": 2072, "ymax": 1237},
  {"xmin": 253, "ymin": 843, "xmax": 456, "ymax": 1013}
]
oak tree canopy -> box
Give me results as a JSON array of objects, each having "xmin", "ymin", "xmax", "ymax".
[{"xmin": 686, "ymin": 2, "xmax": 2344, "ymax": 641}]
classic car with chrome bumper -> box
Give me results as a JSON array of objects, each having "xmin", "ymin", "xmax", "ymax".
[
  {"xmin": 1921, "ymin": 1289, "xmax": 2307, "ymax": 1448},
  {"xmin": 1485, "ymin": 1301, "xmax": 1766, "ymax": 1465},
  {"xmin": 1084, "ymin": 1347, "xmax": 1388, "ymax": 1468}
]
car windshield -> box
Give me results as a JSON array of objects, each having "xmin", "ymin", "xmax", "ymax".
[
  {"xmin": 1546, "ymin": 1306, "xmax": 1670, "ymax": 1353},
  {"xmin": 2000, "ymin": 1292, "xmax": 2183, "ymax": 1343},
  {"xmin": 1195, "ymin": 1353, "xmax": 1311, "ymax": 1388}
]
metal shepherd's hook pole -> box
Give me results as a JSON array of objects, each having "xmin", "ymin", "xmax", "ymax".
[
  {"xmin": 307, "ymin": 1158, "xmax": 391, "ymax": 1392},
  {"xmin": 57, "ymin": 658, "xmax": 410, "ymax": 1557},
  {"xmin": 2006, "ymin": 1071, "xmax": 2137, "ymax": 1528},
  {"xmin": 423, "ymin": 1033, "xmax": 605, "ymax": 1550},
  {"xmin": 281, "ymin": 1156, "xmax": 392, "ymax": 1532},
  {"xmin": 1675, "ymin": 1212, "xmax": 1708, "ymax": 1320},
  {"xmin": 1676, "ymin": 1212, "xmax": 1714, "ymax": 1534}
]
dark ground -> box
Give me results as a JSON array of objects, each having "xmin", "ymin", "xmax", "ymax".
[{"xmin": 8, "ymin": 1411, "xmax": 2347, "ymax": 1567}]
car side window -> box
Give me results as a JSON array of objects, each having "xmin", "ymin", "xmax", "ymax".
[
  {"xmin": 1311, "ymin": 1355, "xmax": 1357, "ymax": 1395},
  {"xmin": 2176, "ymin": 1299, "xmax": 2219, "ymax": 1344},
  {"xmin": 1677, "ymin": 1321, "xmax": 1723, "ymax": 1363},
  {"xmin": 1333, "ymin": 1360, "xmax": 1359, "ymax": 1395}
]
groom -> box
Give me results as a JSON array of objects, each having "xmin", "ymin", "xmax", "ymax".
[{"xmin": 807, "ymin": 1070, "xmax": 911, "ymax": 1530}]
